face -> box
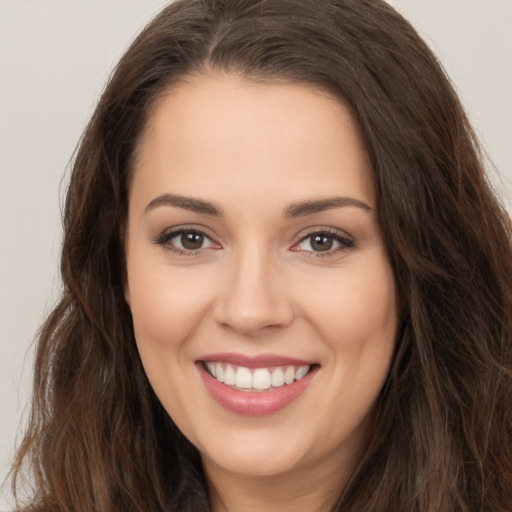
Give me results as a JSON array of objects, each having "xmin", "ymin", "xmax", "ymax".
[{"xmin": 125, "ymin": 74, "xmax": 397, "ymax": 483}]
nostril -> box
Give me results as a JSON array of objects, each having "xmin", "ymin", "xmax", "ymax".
[{"xmin": 213, "ymin": 299, "xmax": 294, "ymax": 336}]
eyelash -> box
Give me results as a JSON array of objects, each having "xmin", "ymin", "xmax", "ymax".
[
  {"xmin": 153, "ymin": 227, "xmax": 220, "ymax": 256},
  {"xmin": 293, "ymin": 228, "xmax": 355, "ymax": 258},
  {"xmin": 153, "ymin": 227, "xmax": 355, "ymax": 258}
]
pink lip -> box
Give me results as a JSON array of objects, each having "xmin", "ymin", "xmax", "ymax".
[
  {"xmin": 196, "ymin": 356, "xmax": 318, "ymax": 417},
  {"xmin": 198, "ymin": 352, "xmax": 315, "ymax": 368}
]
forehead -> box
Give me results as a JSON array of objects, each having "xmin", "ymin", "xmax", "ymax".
[{"xmin": 130, "ymin": 74, "xmax": 375, "ymax": 210}]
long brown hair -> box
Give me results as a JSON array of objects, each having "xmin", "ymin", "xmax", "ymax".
[{"xmin": 10, "ymin": 0, "xmax": 512, "ymax": 510}]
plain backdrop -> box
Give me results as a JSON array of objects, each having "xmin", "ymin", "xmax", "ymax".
[{"xmin": 1, "ymin": 1, "xmax": 511, "ymax": 508}]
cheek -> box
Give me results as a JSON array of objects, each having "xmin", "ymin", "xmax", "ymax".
[
  {"xmin": 126, "ymin": 259, "xmax": 216, "ymax": 429},
  {"xmin": 298, "ymin": 257, "xmax": 397, "ymax": 349},
  {"xmin": 300, "ymin": 255, "xmax": 397, "ymax": 434},
  {"xmin": 126, "ymin": 255, "xmax": 217, "ymax": 353}
]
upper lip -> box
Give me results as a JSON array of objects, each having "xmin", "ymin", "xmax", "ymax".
[{"xmin": 197, "ymin": 352, "xmax": 316, "ymax": 368}]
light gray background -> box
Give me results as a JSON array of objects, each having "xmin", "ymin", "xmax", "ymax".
[{"xmin": 1, "ymin": 1, "xmax": 511, "ymax": 508}]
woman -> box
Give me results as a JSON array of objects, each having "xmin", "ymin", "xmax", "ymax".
[{"xmin": 10, "ymin": 0, "xmax": 512, "ymax": 510}]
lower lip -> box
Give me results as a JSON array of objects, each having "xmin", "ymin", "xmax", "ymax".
[{"xmin": 197, "ymin": 362, "xmax": 316, "ymax": 416}]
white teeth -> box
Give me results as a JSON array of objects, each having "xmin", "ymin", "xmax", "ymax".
[
  {"xmin": 253, "ymin": 368, "xmax": 271, "ymax": 390},
  {"xmin": 206, "ymin": 362, "xmax": 217, "ymax": 378},
  {"xmin": 235, "ymin": 367, "xmax": 252, "ymax": 389},
  {"xmin": 271, "ymin": 367, "xmax": 285, "ymax": 387},
  {"xmin": 284, "ymin": 366, "xmax": 295, "ymax": 385},
  {"xmin": 295, "ymin": 365, "xmax": 309, "ymax": 380},
  {"xmin": 224, "ymin": 364, "xmax": 236, "ymax": 385},
  {"xmin": 216, "ymin": 363, "xmax": 224, "ymax": 383},
  {"xmin": 205, "ymin": 362, "xmax": 311, "ymax": 391}
]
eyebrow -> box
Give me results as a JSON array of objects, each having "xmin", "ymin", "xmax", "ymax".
[
  {"xmin": 144, "ymin": 193, "xmax": 373, "ymax": 218},
  {"xmin": 283, "ymin": 197, "xmax": 374, "ymax": 218},
  {"xmin": 144, "ymin": 194, "xmax": 223, "ymax": 216}
]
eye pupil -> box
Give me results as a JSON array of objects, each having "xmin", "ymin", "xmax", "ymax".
[
  {"xmin": 181, "ymin": 232, "xmax": 204, "ymax": 250},
  {"xmin": 311, "ymin": 234, "xmax": 333, "ymax": 252}
]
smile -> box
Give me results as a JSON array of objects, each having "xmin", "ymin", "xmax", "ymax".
[
  {"xmin": 205, "ymin": 362, "xmax": 311, "ymax": 391},
  {"xmin": 197, "ymin": 354, "xmax": 318, "ymax": 416}
]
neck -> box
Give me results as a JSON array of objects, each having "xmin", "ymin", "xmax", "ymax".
[{"xmin": 203, "ymin": 454, "xmax": 352, "ymax": 512}]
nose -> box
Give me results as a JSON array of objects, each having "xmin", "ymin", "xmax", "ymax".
[{"xmin": 213, "ymin": 247, "xmax": 294, "ymax": 337}]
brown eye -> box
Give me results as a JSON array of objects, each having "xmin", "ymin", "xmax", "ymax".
[
  {"xmin": 181, "ymin": 231, "xmax": 204, "ymax": 250},
  {"xmin": 293, "ymin": 230, "xmax": 354, "ymax": 256},
  {"xmin": 154, "ymin": 228, "xmax": 220, "ymax": 254},
  {"xmin": 310, "ymin": 234, "xmax": 334, "ymax": 252}
]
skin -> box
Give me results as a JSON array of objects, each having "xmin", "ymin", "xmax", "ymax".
[{"xmin": 124, "ymin": 73, "xmax": 398, "ymax": 512}]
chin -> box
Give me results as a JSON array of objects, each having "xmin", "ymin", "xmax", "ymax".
[{"xmin": 202, "ymin": 445, "xmax": 307, "ymax": 478}]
